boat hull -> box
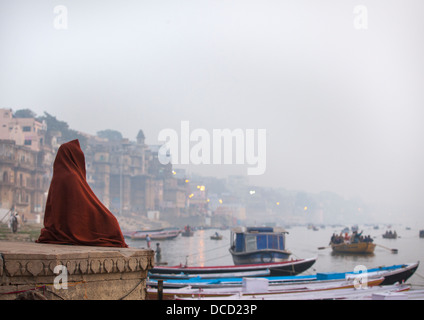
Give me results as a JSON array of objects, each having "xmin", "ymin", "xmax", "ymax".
[
  {"xmin": 149, "ymin": 257, "xmax": 317, "ymax": 281},
  {"xmin": 128, "ymin": 228, "xmax": 181, "ymax": 240},
  {"xmin": 210, "ymin": 236, "xmax": 223, "ymax": 240},
  {"xmin": 331, "ymin": 242, "xmax": 376, "ymax": 254},
  {"xmin": 148, "ymin": 277, "xmax": 385, "ymax": 300},
  {"xmin": 378, "ymin": 262, "xmax": 419, "ymax": 285}
]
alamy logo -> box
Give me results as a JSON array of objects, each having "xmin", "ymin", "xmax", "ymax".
[
  {"xmin": 53, "ymin": 5, "xmax": 68, "ymax": 30},
  {"xmin": 53, "ymin": 265, "xmax": 68, "ymax": 289},
  {"xmin": 158, "ymin": 121, "xmax": 266, "ymax": 175},
  {"xmin": 352, "ymin": 265, "xmax": 368, "ymax": 289}
]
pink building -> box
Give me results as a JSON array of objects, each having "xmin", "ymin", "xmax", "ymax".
[{"xmin": 0, "ymin": 108, "xmax": 47, "ymax": 152}]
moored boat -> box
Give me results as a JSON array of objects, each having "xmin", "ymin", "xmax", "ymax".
[
  {"xmin": 148, "ymin": 277, "xmax": 385, "ymax": 300},
  {"xmin": 149, "ymin": 256, "xmax": 317, "ymax": 281},
  {"xmin": 129, "ymin": 227, "xmax": 181, "ymax": 240},
  {"xmin": 147, "ymin": 261, "xmax": 419, "ymax": 289},
  {"xmin": 175, "ymin": 283, "xmax": 412, "ymax": 300},
  {"xmin": 229, "ymin": 226, "xmax": 291, "ymax": 265}
]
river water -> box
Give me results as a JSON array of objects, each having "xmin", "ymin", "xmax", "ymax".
[{"xmin": 126, "ymin": 224, "xmax": 424, "ymax": 288}]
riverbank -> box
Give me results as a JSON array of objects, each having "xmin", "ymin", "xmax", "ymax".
[
  {"xmin": 0, "ymin": 215, "xmax": 171, "ymax": 244},
  {"xmin": 0, "ymin": 222, "xmax": 42, "ymax": 242}
]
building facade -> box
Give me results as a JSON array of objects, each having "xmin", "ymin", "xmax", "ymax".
[{"xmin": 0, "ymin": 108, "xmax": 194, "ymax": 225}]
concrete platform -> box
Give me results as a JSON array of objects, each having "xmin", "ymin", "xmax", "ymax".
[{"xmin": 0, "ymin": 241, "xmax": 154, "ymax": 300}]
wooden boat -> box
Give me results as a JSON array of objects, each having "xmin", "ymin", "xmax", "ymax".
[
  {"xmin": 229, "ymin": 227, "xmax": 291, "ymax": 265},
  {"xmin": 147, "ymin": 262, "xmax": 419, "ymax": 289},
  {"xmin": 383, "ymin": 231, "xmax": 398, "ymax": 239},
  {"xmin": 331, "ymin": 241, "xmax": 376, "ymax": 254},
  {"xmin": 210, "ymin": 234, "xmax": 223, "ymax": 240},
  {"xmin": 181, "ymin": 225, "xmax": 194, "ymax": 237},
  {"xmin": 175, "ymin": 283, "xmax": 411, "ymax": 300},
  {"xmin": 129, "ymin": 227, "xmax": 181, "ymax": 240},
  {"xmin": 149, "ymin": 256, "xmax": 317, "ymax": 281},
  {"xmin": 148, "ymin": 277, "xmax": 385, "ymax": 300}
]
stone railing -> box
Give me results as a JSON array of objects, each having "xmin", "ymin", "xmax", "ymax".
[{"xmin": 0, "ymin": 241, "xmax": 154, "ymax": 300}]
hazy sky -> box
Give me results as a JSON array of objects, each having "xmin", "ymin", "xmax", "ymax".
[{"xmin": 1, "ymin": 1, "xmax": 424, "ymax": 223}]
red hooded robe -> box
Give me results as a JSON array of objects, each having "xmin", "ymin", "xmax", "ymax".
[{"xmin": 36, "ymin": 139, "xmax": 128, "ymax": 247}]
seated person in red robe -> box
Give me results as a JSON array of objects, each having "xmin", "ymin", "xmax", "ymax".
[{"xmin": 36, "ymin": 139, "xmax": 128, "ymax": 247}]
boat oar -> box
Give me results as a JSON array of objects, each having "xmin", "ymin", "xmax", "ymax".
[
  {"xmin": 317, "ymin": 246, "xmax": 330, "ymax": 250},
  {"xmin": 376, "ymin": 243, "xmax": 398, "ymax": 254}
]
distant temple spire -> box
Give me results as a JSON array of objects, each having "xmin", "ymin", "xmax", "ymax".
[{"xmin": 136, "ymin": 130, "xmax": 145, "ymax": 145}]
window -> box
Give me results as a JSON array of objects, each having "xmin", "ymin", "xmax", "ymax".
[
  {"xmin": 22, "ymin": 126, "xmax": 31, "ymax": 132},
  {"xmin": 245, "ymin": 234, "xmax": 257, "ymax": 252},
  {"xmin": 268, "ymin": 235, "xmax": 279, "ymax": 249},
  {"xmin": 24, "ymin": 140, "xmax": 32, "ymax": 145}
]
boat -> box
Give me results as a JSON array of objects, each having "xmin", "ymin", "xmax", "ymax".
[
  {"xmin": 175, "ymin": 283, "xmax": 412, "ymax": 300},
  {"xmin": 129, "ymin": 227, "xmax": 181, "ymax": 240},
  {"xmin": 181, "ymin": 225, "xmax": 194, "ymax": 237},
  {"xmin": 420, "ymin": 230, "xmax": 424, "ymax": 238},
  {"xmin": 229, "ymin": 226, "xmax": 291, "ymax": 265},
  {"xmin": 148, "ymin": 277, "xmax": 385, "ymax": 300},
  {"xmin": 383, "ymin": 230, "xmax": 398, "ymax": 239},
  {"xmin": 210, "ymin": 233, "xmax": 223, "ymax": 240},
  {"xmin": 331, "ymin": 241, "xmax": 376, "ymax": 254},
  {"xmin": 148, "ymin": 256, "xmax": 317, "ymax": 281},
  {"xmin": 147, "ymin": 262, "xmax": 419, "ymax": 289}
]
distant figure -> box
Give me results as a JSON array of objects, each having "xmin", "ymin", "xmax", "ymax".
[
  {"xmin": 36, "ymin": 140, "xmax": 128, "ymax": 247},
  {"xmin": 155, "ymin": 243, "xmax": 162, "ymax": 263},
  {"xmin": 10, "ymin": 212, "xmax": 18, "ymax": 234},
  {"xmin": 146, "ymin": 234, "xmax": 151, "ymax": 248}
]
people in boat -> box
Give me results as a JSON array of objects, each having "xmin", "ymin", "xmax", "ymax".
[
  {"xmin": 363, "ymin": 235, "xmax": 374, "ymax": 243},
  {"xmin": 330, "ymin": 231, "xmax": 373, "ymax": 244},
  {"xmin": 351, "ymin": 230, "xmax": 363, "ymax": 243},
  {"xmin": 384, "ymin": 230, "xmax": 397, "ymax": 238},
  {"xmin": 330, "ymin": 233, "xmax": 344, "ymax": 244},
  {"xmin": 36, "ymin": 139, "xmax": 128, "ymax": 247}
]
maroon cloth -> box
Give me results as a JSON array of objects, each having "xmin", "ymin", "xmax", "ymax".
[{"xmin": 36, "ymin": 140, "xmax": 128, "ymax": 247}]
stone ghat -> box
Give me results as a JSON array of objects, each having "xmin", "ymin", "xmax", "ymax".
[{"xmin": 0, "ymin": 241, "xmax": 154, "ymax": 300}]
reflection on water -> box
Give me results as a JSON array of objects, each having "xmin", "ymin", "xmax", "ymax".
[{"xmin": 127, "ymin": 225, "xmax": 424, "ymax": 287}]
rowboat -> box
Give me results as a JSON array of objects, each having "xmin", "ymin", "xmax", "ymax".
[
  {"xmin": 148, "ymin": 277, "xmax": 385, "ymax": 300},
  {"xmin": 175, "ymin": 283, "xmax": 412, "ymax": 300},
  {"xmin": 382, "ymin": 231, "xmax": 398, "ymax": 239},
  {"xmin": 229, "ymin": 227, "xmax": 291, "ymax": 264},
  {"xmin": 148, "ymin": 269, "xmax": 272, "ymax": 280},
  {"xmin": 127, "ymin": 227, "xmax": 181, "ymax": 240},
  {"xmin": 331, "ymin": 241, "xmax": 376, "ymax": 254},
  {"xmin": 147, "ymin": 262, "xmax": 419, "ymax": 289},
  {"xmin": 210, "ymin": 234, "xmax": 223, "ymax": 240},
  {"xmin": 148, "ymin": 256, "xmax": 317, "ymax": 281}
]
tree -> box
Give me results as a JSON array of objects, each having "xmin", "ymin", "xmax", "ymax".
[
  {"xmin": 14, "ymin": 109, "xmax": 37, "ymax": 118},
  {"xmin": 37, "ymin": 112, "xmax": 87, "ymax": 149},
  {"xmin": 97, "ymin": 129, "xmax": 123, "ymax": 142}
]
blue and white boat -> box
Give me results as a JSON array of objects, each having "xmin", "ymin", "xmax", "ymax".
[
  {"xmin": 229, "ymin": 226, "xmax": 291, "ymax": 265},
  {"xmin": 147, "ymin": 262, "xmax": 419, "ymax": 289}
]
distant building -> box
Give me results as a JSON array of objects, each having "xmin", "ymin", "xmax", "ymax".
[
  {"xmin": 0, "ymin": 108, "xmax": 47, "ymax": 152},
  {"xmin": 84, "ymin": 130, "xmax": 189, "ymax": 221},
  {"xmin": 0, "ymin": 140, "xmax": 53, "ymax": 221}
]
